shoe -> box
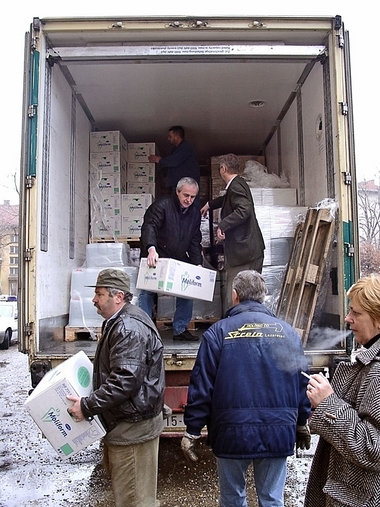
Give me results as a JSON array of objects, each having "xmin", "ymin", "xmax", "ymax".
[{"xmin": 173, "ymin": 329, "xmax": 199, "ymax": 341}]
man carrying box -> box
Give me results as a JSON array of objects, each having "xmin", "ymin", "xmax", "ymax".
[
  {"xmin": 67, "ymin": 268, "xmax": 165, "ymax": 507},
  {"xmin": 139, "ymin": 176, "xmax": 202, "ymax": 341}
]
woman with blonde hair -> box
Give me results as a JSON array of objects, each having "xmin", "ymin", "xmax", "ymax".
[{"xmin": 304, "ymin": 274, "xmax": 380, "ymax": 507}]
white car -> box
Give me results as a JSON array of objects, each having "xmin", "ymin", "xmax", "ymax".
[{"xmin": 0, "ymin": 302, "xmax": 18, "ymax": 350}]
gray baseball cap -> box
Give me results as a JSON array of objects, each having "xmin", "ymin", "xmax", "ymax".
[{"xmin": 88, "ymin": 268, "xmax": 130, "ymax": 292}]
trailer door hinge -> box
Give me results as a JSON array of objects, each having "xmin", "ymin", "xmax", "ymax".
[
  {"xmin": 343, "ymin": 172, "xmax": 352, "ymax": 185},
  {"xmin": 24, "ymin": 248, "xmax": 34, "ymax": 262},
  {"xmin": 340, "ymin": 102, "xmax": 348, "ymax": 116},
  {"xmin": 344, "ymin": 243, "xmax": 355, "ymax": 257},
  {"xmin": 24, "ymin": 322, "xmax": 34, "ymax": 336},
  {"xmin": 28, "ymin": 104, "xmax": 37, "ymax": 118},
  {"xmin": 26, "ymin": 174, "xmax": 35, "ymax": 189},
  {"xmin": 337, "ymin": 33, "xmax": 344, "ymax": 48}
]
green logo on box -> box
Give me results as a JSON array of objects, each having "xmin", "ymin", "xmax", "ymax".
[
  {"xmin": 77, "ymin": 366, "xmax": 90, "ymax": 388},
  {"xmin": 61, "ymin": 443, "xmax": 74, "ymax": 456}
]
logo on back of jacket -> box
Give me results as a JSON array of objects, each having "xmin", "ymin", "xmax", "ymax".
[
  {"xmin": 225, "ymin": 322, "xmax": 284, "ymax": 340},
  {"xmin": 181, "ymin": 271, "xmax": 202, "ymax": 292}
]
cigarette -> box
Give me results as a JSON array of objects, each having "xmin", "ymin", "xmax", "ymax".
[{"xmin": 301, "ymin": 371, "xmax": 311, "ymax": 380}]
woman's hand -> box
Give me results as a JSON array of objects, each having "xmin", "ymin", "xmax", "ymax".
[{"xmin": 306, "ymin": 373, "xmax": 334, "ymax": 409}]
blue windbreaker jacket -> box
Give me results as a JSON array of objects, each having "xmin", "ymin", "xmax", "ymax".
[{"xmin": 184, "ymin": 300, "xmax": 311, "ymax": 458}]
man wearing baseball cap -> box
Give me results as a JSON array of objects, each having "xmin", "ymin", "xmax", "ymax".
[{"xmin": 67, "ymin": 268, "xmax": 165, "ymax": 507}]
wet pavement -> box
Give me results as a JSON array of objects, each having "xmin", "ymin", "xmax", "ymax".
[{"xmin": 0, "ymin": 344, "xmax": 315, "ymax": 506}]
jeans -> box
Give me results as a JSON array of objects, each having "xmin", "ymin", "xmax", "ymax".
[
  {"xmin": 103, "ymin": 437, "xmax": 160, "ymax": 507},
  {"xmin": 138, "ymin": 290, "xmax": 193, "ymax": 335},
  {"xmin": 217, "ymin": 456, "xmax": 287, "ymax": 507}
]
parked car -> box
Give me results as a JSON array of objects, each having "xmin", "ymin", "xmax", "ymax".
[
  {"xmin": 0, "ymin": 302, "xmax": 18, "ymax": 350},
  {"xmin": 0, "ymin": 295, "xmax": 17, "ymax": 302}
]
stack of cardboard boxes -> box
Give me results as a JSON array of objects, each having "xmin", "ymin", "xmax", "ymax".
[
  {"xmin": 89, "ymin": 131, "xmax": 128, "ymax": 239},
  {"xmin": 89, "ymin": 133, "xmax": 156, "ymax": 240},
  {"xmin": 122, "ymin": 142, "xmax": 156, "ymax": 238}
]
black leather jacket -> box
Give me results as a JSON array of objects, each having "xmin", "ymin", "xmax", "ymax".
[
  {"xmin": 81, "ymin": 303, "xmax": 165, "ymax": 432},
  {"xmin": 140, "ymin": 193, "xmax": 202, "ymax": 265}
]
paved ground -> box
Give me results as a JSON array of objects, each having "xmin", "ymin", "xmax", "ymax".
[{"xmin": 0, "ymin": 345, "xmax": 316, "ymax": 506}]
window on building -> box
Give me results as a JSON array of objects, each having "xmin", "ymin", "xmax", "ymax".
[
  {"xmin": 10, "ymin": 268, "xmax": 18, "ymax": 276},
  {"xmin": 10, "ymin": 246, "xmax": 18, "ymax": 254},
  {"xmin": 10, "ymin": 256, "xmax": 18, "ymax": 265}
]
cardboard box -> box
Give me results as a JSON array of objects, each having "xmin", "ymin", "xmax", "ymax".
[
  {"xmin": 127, "ymin": 142, "xmax": 156, "ymax": 163},
  {"xmin": 90, "ymin": 174, "xmax": 122, "ymax": 197},
  {"xmin": 25, "ymin": 351, "xmax": 106, "ymax": 460},
  {"xmin": 127, "ymin": 163, "xmax": 155, "ymax": 182},
  {"xmin": 136, "ymin": 258, "xmax": 216, "ymax": 302},
  {"xmin": 89, "ymin": 151, "xmax": 128, "ymax": 174},
  {"xmin": 91, "ymin": 215, "xmax": 122, "ymax": 239},
  {"xmin": 89, "ymin": 131, "xmax": 127, "ymax": 153},
  {"xmin": 121, "ymin": 216, "xmax": 144, "ymax": 238},
  {"xmin": 121, "ymin": 193, "xmax": 153, "ymax": 217},
  {"xmin": 92, "ymin": 194, "xmax": 121, "ymax": 215},
  {"xmin": 250, "ymin": 188, "xmax": 297, "ymax": 206},
  {"xmin": 127, "ymin": 182, "xmax": 155, "ymax": 196}
]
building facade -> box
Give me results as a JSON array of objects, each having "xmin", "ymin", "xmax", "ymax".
[{"xmin": 0, "ymin": 201, "xmax": 19, "ymax": 297}]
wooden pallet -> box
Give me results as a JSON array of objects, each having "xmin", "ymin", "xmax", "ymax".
[
  {"xmin": 90, "ymin": 237, "xmax": 140, "ymax": 243},
  {"xmin": 64, "ymin": 326, "xmax": 101, "ymax": 342},
  {"xmin": 155, "ymin": 318, "xmax": 219, "ymax": 331},
  {"xmin": 276, "ymin": 207, "xmax": 335, "ymax": 345}
]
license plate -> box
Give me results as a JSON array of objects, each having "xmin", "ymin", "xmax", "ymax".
[{"xmin": 164, "ymin": 413, "xmax": 185, "ymax": 428}]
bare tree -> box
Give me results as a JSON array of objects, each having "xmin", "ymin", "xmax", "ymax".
[
  {"xmin": 358, "ymin": 183, "xmax": 380, "ymax": 249},
  {"xmin": 360, "ymin": 241, "xmax": 380, "ymax": 276}
]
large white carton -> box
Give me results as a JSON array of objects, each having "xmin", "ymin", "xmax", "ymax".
[
  {"xmin": 250, "ymin": 187, "xmax": 297, "ymax": 206},
  {"xmin": 121, "ymin": 193, "xmax": 153, "ymax": 217},
  {"xmin": 121, "ymin": 216, "xmax": 144, "ymax": 238},
  {"xmin": 89, "ymin": 151, "xmax": 128, "ymax": 174},
  {"xmin": 136, "ymin": 258, "xmax": 216, "ymax": 302},
  {"xmin": 89, "ymin": 131, "xmax": 127, "ymax": 153},
  {"xmin": 127, "ymin": 163, "xmax": 155, "ymax": 182},
  {"xmin": 127, "ymin": 181, "xmax": 155, "ymax": 196},
  {"xmin": 25, "ymin": 351, "xmax": 106, "ymax": 460},
  {"xmin": 127, "ymin": 142, "xmax": 156, "ymax": 162}
]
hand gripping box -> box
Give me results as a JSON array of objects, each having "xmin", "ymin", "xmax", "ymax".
[
  {"xmin": 25, "ymin": 351, "xmax": 105, "ymax": 460},
  {"xmin": 136, "ymin": 258, "xmax": 216, "ymax": 302}
]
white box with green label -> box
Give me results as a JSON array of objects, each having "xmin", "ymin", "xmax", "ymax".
[
  {"xmin": 136, "ymin": 258, "xmax": 216, "ymax": 302},
  {"xmin": 25, "ymin": 351, "xmax": 105, "ymax": 460}
]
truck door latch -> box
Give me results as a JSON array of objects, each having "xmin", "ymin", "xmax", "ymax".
[{"xmin": 344, "ymin": 243, "xmax": 354, "ymax": 257}]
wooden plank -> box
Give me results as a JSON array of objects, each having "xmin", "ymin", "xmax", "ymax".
[{"xmin": 155, "ymin": 318, "xmax": 218, "ymax": 331}]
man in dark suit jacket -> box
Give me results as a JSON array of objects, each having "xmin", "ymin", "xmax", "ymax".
[{"xmin": 201, "ymin": 153, "xmax": 265, "ymax": 313}]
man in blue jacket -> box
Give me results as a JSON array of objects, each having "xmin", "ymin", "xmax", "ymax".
[
  {"xmin": 181, "ymin": 270, "xmax": 311, "ymax": 507},
  {"xmin": 149, "ymin": 125, "xmax": 200, "ymax": 192}
]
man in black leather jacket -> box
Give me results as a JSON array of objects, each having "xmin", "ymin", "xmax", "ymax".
[
  {"xmin": 67, "ymin": 268, "xmax": 164, "ymax": 507},
  {"xmin": 139, "ymin": 176, "xmax": 202, "ymax": 341}
]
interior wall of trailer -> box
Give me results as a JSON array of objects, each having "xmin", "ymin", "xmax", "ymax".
[
  {"xmin": 36, "ymin": 64, "xmax": 90, "ymax": 323},
  {"xmin": 266, "ymin": 62, "xmax": 328, "ymax": 207},
  {"xmin": 301, "ymin": 62, "xmax": 328, "ymax": 206}
]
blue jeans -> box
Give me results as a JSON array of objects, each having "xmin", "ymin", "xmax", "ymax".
[
  {"xmin": 138, "ymin": 290, "xmax": 193, "ymax": 335},
  {"xmin": 217, "ymin": 456, "xmax": 287, "ymax": 507}
]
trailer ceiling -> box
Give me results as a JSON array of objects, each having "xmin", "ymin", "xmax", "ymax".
[
  {"xmin": 63, "ymin": 58, "xmax": 317, "ymax": 163},
  {"xmin": 43, "ymin": 16, "xmax": 332, "ymax": 164}
]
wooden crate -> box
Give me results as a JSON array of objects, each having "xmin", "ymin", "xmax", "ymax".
[{"xmin": 276, "ymin": 207, "xmax": 335, "ymax": 345}]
